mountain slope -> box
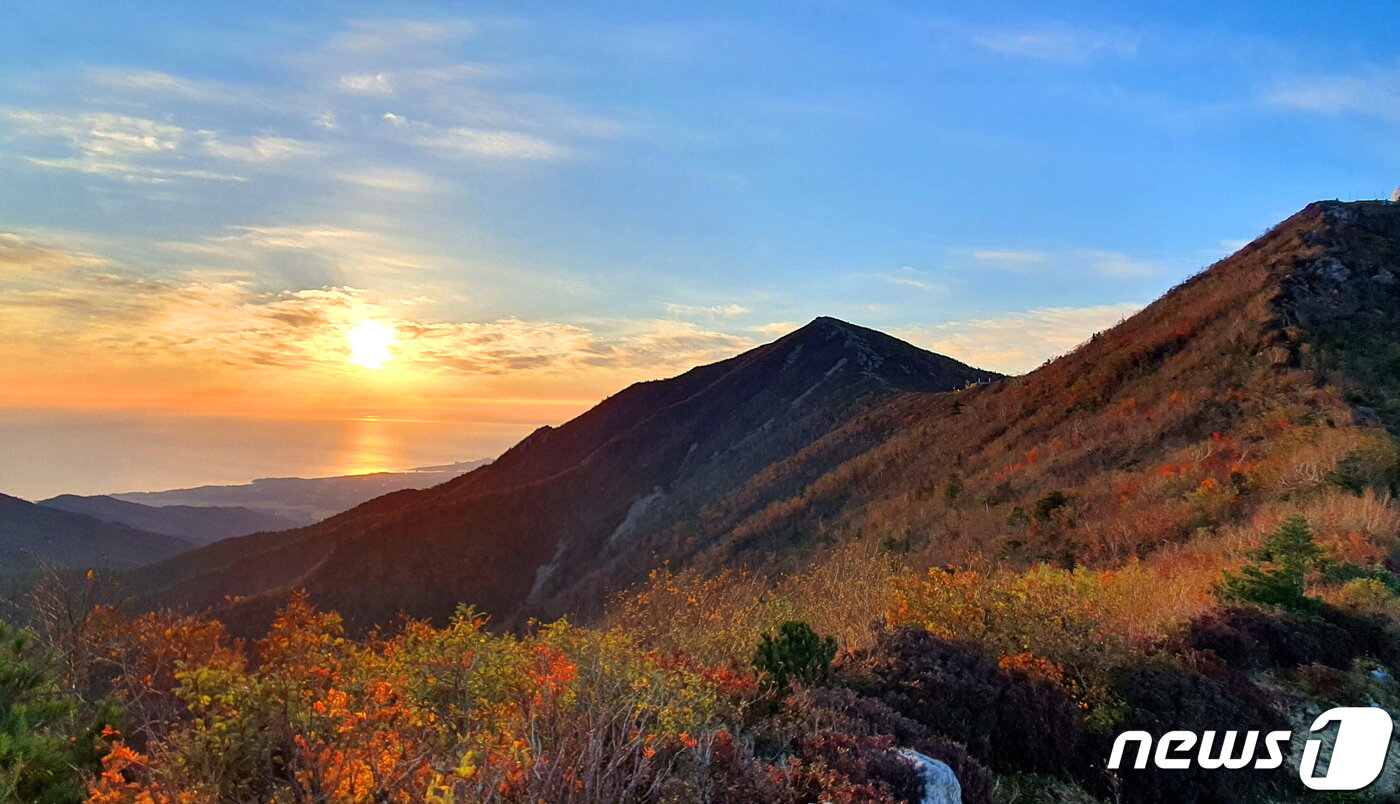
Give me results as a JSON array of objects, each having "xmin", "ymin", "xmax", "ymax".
[
  {"xmin": 134, "ymin": 200, "xmax": 1400, "ymax": 634},
  {"xmin": 682, "ymin": 201, "xmax": 1400, "ymax": 571},
  {"xmin": 38, "ymin": 495, "xmax": 301, "ymax": 546},
  {"xmin": 132, "ymin": 318, "xmax": 1000, "ymax": 631},
  {"xmin": 0, "ymin": 493, "xmax": 192, "ymax": 571}
]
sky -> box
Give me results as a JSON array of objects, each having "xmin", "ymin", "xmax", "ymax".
[{"xmin": 2, "ymin": 1, "xmax": 1399, "ymax": 496}]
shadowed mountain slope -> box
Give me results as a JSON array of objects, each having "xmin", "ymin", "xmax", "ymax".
[
  {"xmin": 133, "ymin": 318, "xmax": 999, "ymax": 631},
  {"xmin": 0, "ymin": 494, "xmax": 192, "ymax": 571},
  {"xmin": 38, "ymin": 495, "xmax": 301, "ymax": 546}
]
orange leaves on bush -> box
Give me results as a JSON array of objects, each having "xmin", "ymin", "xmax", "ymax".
[
  {"xmin": 1319, "ymin": 530, "xmax": 1389, "ymax": 566},
  {"xmin": 997, "ymin": 653, "xmax": 1072, "ymax": 697},
  {"xmin": 527, "ymin": 644, "xmax": 578, "ymax": 699},
  {"xmin": 257, "ymin": 589, "xmax": 347, "ymax": 684},
  {"xmin": 86, "ymin": 742, "xmax": 175, "ymax": 804}
]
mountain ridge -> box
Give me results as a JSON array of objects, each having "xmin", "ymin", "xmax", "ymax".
[
  {"xmin": 681, "ymin": 200, "xmax": 1400, "ymax": 571},
  {"xmin": 131, "ymin": 316, "xmax": 1001, "ymax": 631},
  {"xmin": 128, "ymin": 199, "xmax": 1400, "ymax": 636},
  {"xmin": 38, "ymin": 495, "xmax": 302, "ymax": 546},
  {"xmin": 0, "ymin": 493, "xmax": 192, "ymax": 572}
]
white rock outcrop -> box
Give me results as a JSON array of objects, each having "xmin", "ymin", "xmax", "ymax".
[{"xmin": 899, "ymin": 749, "xmax": 961, "ymax": 804}]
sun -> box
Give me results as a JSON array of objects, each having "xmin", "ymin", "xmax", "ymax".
[{"xmin": 346, "ymin": 320, "xmax": 395, "ymax": 370}]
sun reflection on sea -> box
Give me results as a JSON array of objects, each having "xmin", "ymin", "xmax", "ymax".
[{"xmin": 334, "ymin": 416, "xmax": 402, "ymax": 476}]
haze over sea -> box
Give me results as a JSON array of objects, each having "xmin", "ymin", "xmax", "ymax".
[{"xmin": 0, "ymin": 410, "xmax": 517, "ymax": 501}]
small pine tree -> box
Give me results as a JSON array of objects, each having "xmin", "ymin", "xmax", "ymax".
[
  {"xmin": 753, "ymin": 621, "xmax": 837, "ymax": 692},
  {"xmin": 0, "ymin": 620, "xmax": 116, "ymax": 804},
  {"xmin": 1033, "ymin": 491, "xmax": 1070, "ymax": 522},
  {"xmin": 1220, "ymin": 517, "xmax": 1325, "ymax": 613},
  {"xmin": 944, "ymin": 472, "xmax": 964, "ymax": 507}
]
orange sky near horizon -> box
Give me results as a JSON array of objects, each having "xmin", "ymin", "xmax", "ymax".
[
  {"xmin": 0, "ymin": 232, "xmax": 770, "ymax": 421},
  {"xmin": 0, "ymin": 224, "xmax": 1142, "ymax": 434}
]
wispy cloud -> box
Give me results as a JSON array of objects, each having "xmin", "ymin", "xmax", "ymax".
[
  {"xmin": 1084, "ymin": 250, "xmax": 1158, "ymax": 278},
  {"xmin": 158, "ymin": 223, "xmax": 428, "ymax": 292},
  {"xmin": 416, "ymin": 125, "xmax": 563, "ymax": 160},
  {"xmin": 969, "ymin": 23, "xmax": 1139, "ymax": 62},
  {"xmin": 1265, "ymin": 62, "xmax": 1400, "ymax": 121},
  {"xmin": 339, "ymin": 64, "xmax": 489, "ymax": 97},
  {"xmin": 0, "ymin": 233, "xmax": 105, "ymax": 275},
  {"xmin": 332, "ymin": 166, "xmax": 436, "ymax": 194},
  {"xmin": 202, "ymin": 135, "xmax": 319, "ymax": 163},
  {"xmin": 339, "ymin": 73, "xmax": 396, "ymax": 95},
  {"xmin": 326, "ymin": 19, "xmax": 475, "ymax": 55},
  {"xmin": 601, "ymin": 320, "xmax": 752, "ymax": 369},
  {"xmin": 5, "ymin": 109, "xmax": 182, "ymax": 155},
  {"xmin": 89, "ymin": 68, "xmax": 272, "ymax": 112},
  {"xmin": 969, "ymin": 249, "xmax": 1050, "ymax": 271},
  {"xmin": 0, "ymin": 232, "xmax": 754, "ymax": 398},
  {"xmin": 3, "ymin": 13, "xmax": 621, "ymax": 210},
  {"xmin": 663, "ymin": 302, "xmax": 750, "ymax": 318},
  {"xmin": 896, "ymin": 302, "xmax": 1142, "ymax": 374},
  {"xmin": 0, "ymin": 108, "xmax": 255, "ymax": 183},
  {"xmin": 967, "ymin": 247, "xmax": 1158, "ymax": 277},
  {"xmin": 882, "ymin": 266, "xmax": 942, "ymax": 293},
  {"xmin": 753, "ymin": 321, "xmax": 801, "ymax": 338}
]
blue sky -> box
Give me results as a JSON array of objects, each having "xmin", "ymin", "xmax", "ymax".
[{"xmin": 2, "ymin": 0, "xmax": 1398, "ymax": 416}]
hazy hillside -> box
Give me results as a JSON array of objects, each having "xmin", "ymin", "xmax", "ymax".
[
  {"xmin": 38, "ymin": 495, "xmax": 301, "ymax": 546},
  {"xmin": 131, "ymin": 318, "xmax": 1000, "ymax": 631},
  {"xmin": 0, "ymin": 493, "xmax": 191, "ymax": 571},
  {"xmin": 109, "ymin": 459, "xmax": 492, "ymax": 524}
]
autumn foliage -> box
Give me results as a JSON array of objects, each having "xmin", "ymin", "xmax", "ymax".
[{"xmin": 11, "ymin": 202, "xmax": 1400, "ymax": 801}]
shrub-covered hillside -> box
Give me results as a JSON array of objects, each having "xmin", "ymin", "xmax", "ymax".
[
  {"xmin": 9, "ymin": 201, "xmax": 1400, "ymax": 802},
  {"xmin": 9, "ymin": 509, "xmax": 1400, "ymax": 802},
  {"xmin": 685, "ymin": 202, "xmax": 1400, "ymax": 577}
]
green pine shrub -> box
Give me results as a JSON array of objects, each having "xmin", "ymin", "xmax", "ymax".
[
  {"xmin": 753, "ymin": 621, "xmax": 837, "ymax": 692},
  {"xmin": 0, "ymin": 620, "xmax": 117, "ymax": 804},
  {"xmin": 1220, "ymin": 516, "xmax": 1325, "ymax": 613}
]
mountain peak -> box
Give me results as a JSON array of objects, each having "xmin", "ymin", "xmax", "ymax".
[
  {"xmin": 766, "ymin": 315, "xmax": 1000, "ymax": 392},
  {"xmin": 114, "ymin": 197, "xmax": 1400, "ymax": 639},
  {"xmin": 135, "ymin": 318, "xmax": 1001, "ymax": 631},
  {"xmin": 789, "ymin": 315, "xmax": 868, "ymax": 338}
]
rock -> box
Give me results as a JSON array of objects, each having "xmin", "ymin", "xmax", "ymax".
[
  {"xmin": 1354, "ymin": 406, "xmax": 1382, "ymax": 427},
  {"xmin": 900, "ymin": 748, "xmax": 962, "ymax": 804},
  {"xmin": 1312, "ymin": 256, "xmax": 1351, "ymax": 283}
]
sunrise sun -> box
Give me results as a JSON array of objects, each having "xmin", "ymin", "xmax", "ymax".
[{"xmin": 346, "ymin": 320, "xmax": 395, "ymax": 370}]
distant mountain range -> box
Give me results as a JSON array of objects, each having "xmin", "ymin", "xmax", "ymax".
[
  {"xmin": 0, "ymin": 460, "xmax": 493, "ymax": 573},
  {"xmin": 106, "ymin": 460, "xmax": 493, "ymax": 523},
  {"xmin": 37, "ymin": 495, "xmax": 302, "ymax": 546},
  {"xmin": 0, "ymin": 493, "xmax": 191, "ymax": 572}
]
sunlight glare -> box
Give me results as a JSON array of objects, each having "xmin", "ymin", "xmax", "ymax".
[{"xmin": 347, "ymin": 320, "xmax": 395, "ymax": 370}]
